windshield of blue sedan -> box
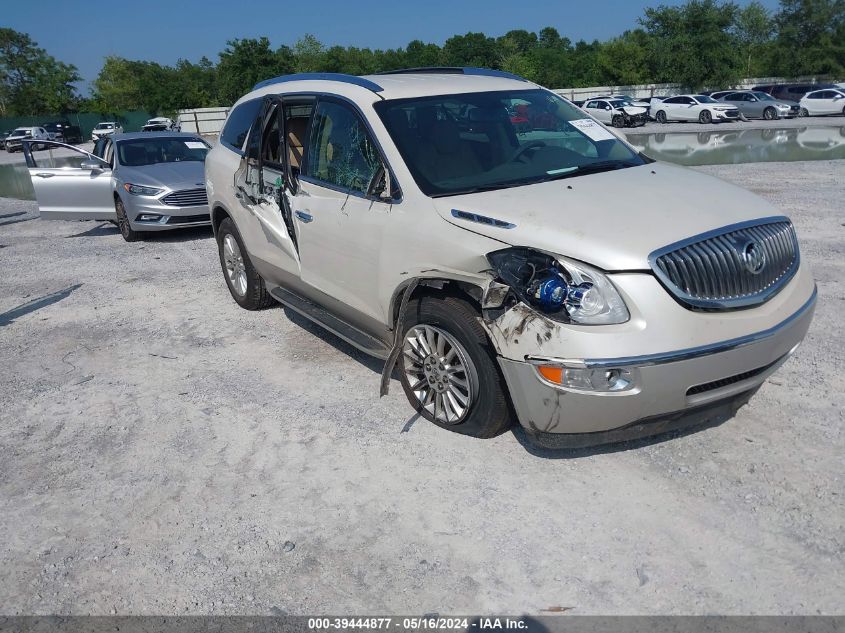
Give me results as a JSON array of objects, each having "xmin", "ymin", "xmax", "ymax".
[
  {"xmin": 116, "ymin": 137, "xmax": 209, "ymax": 166},
  {"xmin": 375, "ymin": 89, "xmax": 645, "ymax": 197}
]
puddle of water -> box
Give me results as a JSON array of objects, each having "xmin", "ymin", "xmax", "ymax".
[{"xmin": 626, "ymin": 125, "xmax": 845, "ymax": 166}]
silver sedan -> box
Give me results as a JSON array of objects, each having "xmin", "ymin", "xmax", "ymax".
[
  {"xmin": 22, "ymin": 132, "xmax": 211, "ymax": 242},
  {"xmin": 717, "ymin": 91, "xmax": 799, "ymax": 119}
]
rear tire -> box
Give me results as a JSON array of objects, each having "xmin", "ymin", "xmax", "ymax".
[
  {"xmin": 656, "ymin": 110, "xmax": 667, "ymax": 124},
  {"xmin": 399, "ymin": 295, "xmax": 512, "ymax": 438},
  {"xmin": 216, "ymin": 216, "xmax": 274, "ymax": 310},
  {"xmin": 115, "ymin": 197, "xmax": 144, "ymax": 243},
  {"xmin": 699, "ymin": 110, "xmax": 712, "ymax": 124}
]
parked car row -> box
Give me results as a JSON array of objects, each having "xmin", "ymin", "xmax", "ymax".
[
  {"xmin": 20, "ymin": 68, "xmax": 816, "ymax": 450},
  {"xmin": 573, "ymin": 82, "xmax": 845, "ymax": 126},
  {"xmin": 3, "ymin": 120, "xmax": 84, "ymax": 152}
]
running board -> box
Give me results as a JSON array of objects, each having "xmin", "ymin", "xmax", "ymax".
[{"xmin": 269, "ymin": 286, "xmax": 391, "ymax": 360}]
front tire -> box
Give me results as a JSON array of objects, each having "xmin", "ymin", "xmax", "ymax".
[
  {"xmin": 399, "ymin": 295, "xmax": 512, "ymax": 438},
  {"xmin": 763, "ymin": 106, "xmax": 777, "ymax": 120},
  {"xmin": 115, "ymin": 197, "xmax": 144, "ymax": 242},
  {"xmin": 611, "ymin": 114, "xmax": 624, "ymax": 128},
  {"xmin": 799, "ymin": 107, "xmax": 809, "ymax": 117},
  {"xmin": 699, "ymin": 110, "xmax": 712, "ymax": 124},
  {"xmin": 216, "ymin": 216, "xmax": 274, "ymax": 310},
  {"xmin": 656, "ymin": 110, "xmax": 667, "ymax": 124}
]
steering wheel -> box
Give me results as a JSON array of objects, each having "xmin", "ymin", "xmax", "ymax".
[{"xmin": 506, "ymin": 140, "xmax": 546, "ymax": 163}]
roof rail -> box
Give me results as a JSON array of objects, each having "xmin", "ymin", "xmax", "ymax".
[
  {"xmin": 252, "ymin": 72, "xmax": 384, "ymax": 93},
  {"xmin": 376, "ymin": 67, "xmax": 529, "ymax": 82}
]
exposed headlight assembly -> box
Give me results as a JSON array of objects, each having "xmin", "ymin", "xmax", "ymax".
[
  {"xmin": 123, "ymin": 183, "xmax": 163, "ymax": 196},
  {"xmin": 486, "ymin": 247, "xmax": 629, "ymax": 325}
]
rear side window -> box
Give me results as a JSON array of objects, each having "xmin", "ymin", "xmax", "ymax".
[{"xmin": 221, "ymin": 98, "xmax": 262, "ymax": 153}]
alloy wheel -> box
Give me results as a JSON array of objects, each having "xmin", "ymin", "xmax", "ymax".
[
  {"xmin": 222, "ymin": 233, "xmax": 248, "ymax": 297},
  {"xmin": 402, "ymin": 324, "xmax": 477, "ymax": 425}
]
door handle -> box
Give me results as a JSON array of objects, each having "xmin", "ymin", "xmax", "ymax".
[
  {"xmin": 295, "ymin": 210, "xmax": 313, "ymax": 223},
  {"xmin": 35, "ymin": 173, "xmax": 54, "ymax": 178}
]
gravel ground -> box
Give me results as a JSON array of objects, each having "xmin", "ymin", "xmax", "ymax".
[{"xmin": 0, "ymin": 159, "xmax": 843, "ymax": 616}]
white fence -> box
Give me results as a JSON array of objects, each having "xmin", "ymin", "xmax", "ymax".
[{"xmin": 177, "ymin": 107, "xmax": 230, "ymax": 135}]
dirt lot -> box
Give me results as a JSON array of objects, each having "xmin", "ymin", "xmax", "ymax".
[{"xmin": 0, "ymin": 160, "xmax": 843, "ymax": 616}]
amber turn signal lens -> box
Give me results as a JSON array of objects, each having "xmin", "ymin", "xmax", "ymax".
[{"xmin": 537, "ymin": 365, "xmax": 563, "ymax": 384}]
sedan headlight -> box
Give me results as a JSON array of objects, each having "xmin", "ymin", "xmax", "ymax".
[
  {"xmin": 487, "ymin": 247, "xmax": 629, "ymax": 325},
  {"xmin": 123, "ymin": 183, "xmax": 163, "ymax": 196}
]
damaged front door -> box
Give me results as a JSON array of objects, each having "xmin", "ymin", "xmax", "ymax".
[{"xmin": 234, "ymin": 95, "xmax": 303, "ymax": 279}]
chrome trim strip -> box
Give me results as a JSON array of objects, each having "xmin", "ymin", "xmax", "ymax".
[
  {"xmin": 526, "ymin": 285, "xmax": 816, "ymax": 370},
  {"xmin": 451, "ymin": 209, "xmax": 516, "ymax": 229}
]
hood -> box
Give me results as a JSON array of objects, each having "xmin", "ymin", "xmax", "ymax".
[
  {"xmin": 621, "ymin": 105, "xmax": 647, "ymax": 115},
  {"xmin": 117, "ymin": 161, "xmax": 205, "ymax": 190},
  {"xmin": 92, "ymin": 129, "xmax": 115, "ymax": 135},
  {"xmin": 432, "ymin": 163, "xmax": 778, "ymax": 271}
]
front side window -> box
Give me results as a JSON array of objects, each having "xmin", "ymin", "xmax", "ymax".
[
  {"xmin": 305, "ymin": 100, "xmax": 382, "ymax": 195},
  {"xmin": 116, "ymin": 137, "xmax": 209, "ymax": 166},
  {"xmin": 376, "ymin": 88, "xmax": 644, "ymax": 197}
]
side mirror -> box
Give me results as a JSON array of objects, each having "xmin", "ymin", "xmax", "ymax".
[{"xmin": 80, "ymin": 158, "xmax": 108, "ymax": 171}]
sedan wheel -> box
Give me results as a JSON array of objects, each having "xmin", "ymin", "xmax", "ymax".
[
  {"xmin": 402, "ymin": 324, "xmax": 477, "ymax": 426},
  {"xmin": 799, "ymin": 107, "xmax": 809, "ymax": 117},
  {"xmin": 115, "ymin": 197, "xmax": 143, "ymax": 242},
  {"xmin": 656, "ymin": 111, "xmax": 667, "ymax": 124},
  {"xmin": 763, "ymin": 107, "xmax": 777, "ymax": 120},
  {"xmin": 699, "ymin": 110, "xmax": 712, "ymax": 124}
]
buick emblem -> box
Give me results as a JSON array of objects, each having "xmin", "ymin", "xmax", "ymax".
[{"xmin": 739, "ymin": 239, "xmax": 766, "ymax": 274}]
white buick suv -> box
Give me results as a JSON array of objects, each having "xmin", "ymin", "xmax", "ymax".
[{"xmin": 204, "ymin": 68, "xmax": 815, "ymax": 448}]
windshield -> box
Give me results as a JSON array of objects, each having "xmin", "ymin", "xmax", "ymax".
[
  {"xmin": 13, "ymin": 129, "xmax": 30, "ymax": 135},
  {"xmin": 753, "ymin": 92, "xmax": 774, "ymax": 101},
  {"xmin": 116, "ymin": 137, "xmax": 209, "ymax": 166},
  {"xmin": 375, "ymin": 89, "xmax": 645, "ymax": 197},
  {"xmin": 693, "ymin": 95, "xmax": 718, "ymax": 103}
]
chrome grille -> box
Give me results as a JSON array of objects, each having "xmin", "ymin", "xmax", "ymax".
[
  {"xmin": 161, "ymin": 188, "xmax": 208, "ymax": 207},
  {"xmin": 649, "ymin": 217, "xmax": 799, "ymax": 310}
]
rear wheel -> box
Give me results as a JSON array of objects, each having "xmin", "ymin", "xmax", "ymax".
[
  {"xmin": 399, "ymin": 295, "xmax": 512, "ymax": 438},
  {"xmin": 699, "ymin": 110, "xmax": 712, "ymax": 124},
  {"xmin": 656, "ymin": 110, "xmax": 667, "ymax": 124},
  {"xmin": 115, "ymin": 197, "xmax": 144, "ymax": 242},
  {"xmin": 763, "ymin": 107, "xmax": 777, "ymax": 120},
  {"xmin": 216, "ymin": 216, "xmax": 274, "ymax": 310}
]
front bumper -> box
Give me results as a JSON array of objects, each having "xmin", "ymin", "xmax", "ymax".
[
  {"xmin": 497, "ymin": 284, "xmax": 816, "ymax": 447},
  {"xmin": 123, "ymin": 195, "xmax": 210, "ymax": 231},
  {"xmin": 713, "ymin": 109, "xmax": 740, "ymax": 120}
]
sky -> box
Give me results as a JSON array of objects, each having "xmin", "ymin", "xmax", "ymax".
[{"xmin": 5, "ymin": 0, "xmax": 782, "ymax": 93}]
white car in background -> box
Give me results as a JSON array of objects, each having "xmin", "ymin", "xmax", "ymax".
[
  {"xmin": 141, "ymin": 117, "xmax": 181, "ymax": 132},
  {"xmin": 4, "ymin": 126, "xmax": 49, "ymax": 152},
  {"xmin": 799, "ymin": 89, "xmax": 845, "ymax": 116},
  {"xmin": 91, "ymin": 122, "xmax": 123, "ymax": 142},
  {"xmin": 651, "ymin": 94, "xmax": 741, "ymax": 124},
  {"xmin": 582, "ymin": 98, "xmax": 647, "ymax": 127}
]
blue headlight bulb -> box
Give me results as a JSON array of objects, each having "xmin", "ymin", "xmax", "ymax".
[{"xmin": 531, "ymin": 275, "xmax": 568, "ymax": 311}]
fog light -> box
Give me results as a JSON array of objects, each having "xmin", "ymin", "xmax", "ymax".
[
  {"xmin": 536, "ymin": 365, "xmax": 637, "ymax": 392},
  {"xmin": 138, "ymin": 214, "xmax": 162, "ymax": 221}
]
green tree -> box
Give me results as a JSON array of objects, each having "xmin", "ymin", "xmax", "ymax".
[
  {"xmin": 639, "ymin": 0, "xmax": 742, "ymax": 89},
  {"xmin": 217, "ymin": 37, "xmax": 292, "ymax": 104},
  {"xmin": 596, "ymin": 30, "xmax": 652, "ymax": 85},
  {"xmin": 734, "ymin": 1, "xmax": 775, "ymax": 77},
  {"xmin": 294, "ymin": 34, "xmax": 325, "ymax": 73},
  {"xmin": 0, "ymin": 28, "xmax": 80, "ymax": 115},
  {"xmin": 771, "ymin": 0, "xmax": 845, "ymax": 76},
  {"xmin": 440, "ymin": 32, "xmax": 499, "ymax": 67}
]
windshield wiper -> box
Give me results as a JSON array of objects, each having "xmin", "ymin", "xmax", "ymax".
[{"xmin": 542, "ymin": 160, "xmax": 636, "ymax": 182}]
